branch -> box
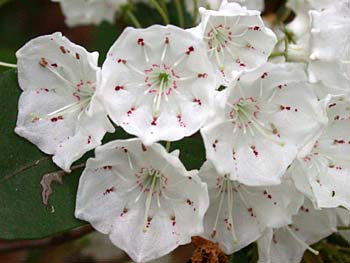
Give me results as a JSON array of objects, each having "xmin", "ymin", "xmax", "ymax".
[{"xmin": 0, "ymin": 225, "xmax": 94, "ymax": 253}]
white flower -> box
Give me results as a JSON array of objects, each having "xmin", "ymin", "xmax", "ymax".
[
  {"xmin": 201, "ymin": 63, "xmax": 327, "ymax": 186},
  {"xmin": 308, "ymin": 1, "xmax": 350, "ymax": 96},
  {"xmin": 15, "ymin": 32, "xmax": 114, "ymax": 172},
  {"xmin": 257, "ymin": 199, "xmax": 337, "ymax": 263},
  {"xmin": 185, "ymin": 0, "xmax": 264, "ymax": 12},
  {"xmin": 75, "ymin": 139, "xmax": 209, "ymax": 263},
  {"xmin": 199, "ymin": 161, "xmax": 303, "ymax": 254},
  {"xmin": 291, "ymin": 96, "xmax": 350, "ymax": 210},
  {"xmin": 101, "ymin": 25, "xmax": 216, "ymax": 145},
  {"xmin": 191, "ymin": 1, "xmax": 276, "ymax": 85},
  {"xmin": 51, "ymin": 0, "xmax": 127, "ymax": 27},
  {"xmin": 284, "ymin": 0, "xmax": 337, "ymax": 63}
]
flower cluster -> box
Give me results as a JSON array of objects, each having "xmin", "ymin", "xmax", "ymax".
[{"xmin": 14, "ymin": 0, "xmax": 350, "ymax": 262}]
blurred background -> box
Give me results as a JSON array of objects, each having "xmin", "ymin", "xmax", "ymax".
[{"xmin": 0, "ymin": 1, "xmax": 313, "ymax": 262}]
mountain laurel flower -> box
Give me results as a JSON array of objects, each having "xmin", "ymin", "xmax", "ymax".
[
  {"xmin": 201, "ymin": 63, "xmax": 328, "ymax": 186},
  {"xmin": 101, "ymin": 25, "xmax": 216, "ymax": 145},
  {"xmin": 191, "ymin": 0, "xmax": 276, "ymax": 85},
  {"xmin": 75, "ymin": 139, "xmax": 209, "ymax": 263},
  {"xmin": 257, "ymin": 199, "xmax": 337, "ymax": 263},
  {"xmin": 291, "ymin": 96, "xmax": 350, "ymax": 210},
  {"xmin": 51, "ymin": 0, "xmax": 127, "ymax": 27},
  {"xmin": 199, "ymin": 161, "xmax": 303, "ymax": 254},
  {"xmin": 308, "ymin": 1, "xmax": 350, "ymax": 96},
  {"xmin": 15, "ymin": 32, "xmax": 115, "ymax": 172}
]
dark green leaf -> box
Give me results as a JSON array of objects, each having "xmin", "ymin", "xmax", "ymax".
[{"xmin": 0, "ymin": 69, "xmax": 86, "ymax": 240}]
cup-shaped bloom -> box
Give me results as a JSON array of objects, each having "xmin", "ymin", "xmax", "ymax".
[
  {"xmin": 201, "ymin": 63, "xmax": 328, "ymax": 186},
  {"xmin": 199, "ymin": 161, "xmax": 303, "ymax": 254},
  {"xmin": 75, "ymin": 139, "xmax": 209, "ymax": 262},
  {"xmin": 257, "ymin": 199, "xmax": 337, "ymax": 263},
  {"xmin": 51, "ymin": 0, "xmax": 127, "ymax": 27},
  {"xmin": 291, "ymin": 96, "xmax": 350, "ymax": 210},
  {"xmin": 15, "ymin": 32, "xmax": 114, "ymax": 172},
  {"xmin": 192, "ymin": 0, "xmax": 276, "ymax": 85},
  {"xmin": 101, "ymin": 25, "xmax": 216, "ymax": 145}
]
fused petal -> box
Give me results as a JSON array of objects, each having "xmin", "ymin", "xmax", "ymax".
[
  {"xmin": 101, "ymin": 25, "xmax": 216, "ymax": 145},
  {"xmin": 15, "ymin": 32, "xmax": 114, "ymax": 171},
  {"xmin": 75, "ymin": 139, "xmax": 209, "ymax": 262},
  {"xmin": 201, "ymin": 63, "xmax": 326, "ymax": 186}
]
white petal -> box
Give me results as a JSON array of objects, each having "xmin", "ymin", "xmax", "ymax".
[{"xmin": 52, "ymin": 0, "xmax": 127, "ymax": 26}]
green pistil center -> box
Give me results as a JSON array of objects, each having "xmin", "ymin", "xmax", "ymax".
[{"xmin": 158, "ymin": 72, "xmax": 170, "ymax": 86}]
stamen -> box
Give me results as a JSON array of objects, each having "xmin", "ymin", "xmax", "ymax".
[
  {"xmin": 143, "ymin": 172, "xmax": 158, "ymax": 232},
  {"xmin": 47, "ymin": 98, "xmax": 90, "ymax": 117},
  {"xmin": 286, "ymin": 226, "xmax": 319, "ymax": 255},
  {"xmin": 153, "ymin": 77, "xmax": 165, "ymax": 117},
  {"xmin": 0, "ymin": 61, "xmax": 17, "ymax": 68},
  {"xmin": 211, "ymin": 179, "xmax": 226, "ymax": 238},
  {"xmin": 142, "ymin": 46, "xmax": 150, "ymax": 63},
  {"xmin": 170, "ymin": 54, "xmax": 186, "ymax": 70},
  {"xmin": 161, "ymin": 42, "xmax": 168, "ymax": 64},
  {"xmin": 123, "ymin": 62, "xmax": 146, "ymax": 76},
  {"xmin": 227, "ymin": 180, "xmax": 239, "ymax": 244},
  {"xmin": 127, "ymin": 152, "xmax": 134, "ymax": 170}
]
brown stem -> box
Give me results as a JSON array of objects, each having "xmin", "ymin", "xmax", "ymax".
[{"xmin": 0, "ymin": 225, "xmax": 94, "ymax": 253}]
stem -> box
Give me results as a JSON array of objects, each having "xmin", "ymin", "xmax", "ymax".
[
  {"xmin": 159, "ymin": 0, "xmax": 169, "ymax": 17},
  {"xmin": 126, "ymin": 10, "xmax": 142, "ymax": 28},
  {"xmin": 268, "ymin": 52, "xmax": 286, "ymax": 60},
  {"xmin": 338, "ymin": 226, "xmax": 350, "ymax": 231},
  {"xmin": 284, "ymin": 32, "xmax": 289, "ymax": 61},
  {"xmin": 0, "ymin": 225, "xmax": 94, "ymax": 253},
  {"xmin": 0, "ymin": 61, "xmax": 17, "ymax": 68},
  {"xmin": 175, "ymin": 0, "xmax": 185, "ymax": 28},
  {"xmin": 192, "ymin": 0, "xmax": 199, "ymax": 26},
  {"xmin": 150, "ymin": 0, "xmax": 170, "ymax": 25},
  {"xmin": 166, "ymin": 141, "xmax": 171, "ymax": 152}
]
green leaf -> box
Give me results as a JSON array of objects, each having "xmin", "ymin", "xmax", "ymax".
[
  {"xmin": 0, "ymin": 69, "xmax": 86, "ymax": 240},
  {"xmin": 0, "ymin": 70, "xmax": 207, "ymax": 240}
]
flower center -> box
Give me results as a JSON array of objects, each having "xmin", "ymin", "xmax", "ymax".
[
  {"xmin": 158, "ymin": 72, "xmax": 171, "ymax": 85},
  {"xmin": 144, "ymin": 65, "xmax": 177, "ymax": 117},
  {"xmin": 130, "ymin": 167, "xmax": 167, "ymax": 232},
  {"xmin": 226, "ymin": 97, "xmax": 284, "ymax": 145},
  {"xmin": 205, "ymin": 22, "xmax": 248, "ymax": 70}
]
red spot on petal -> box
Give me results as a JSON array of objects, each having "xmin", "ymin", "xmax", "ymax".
[
  {"xmin": 59, "ymin": 46, "xmax": 67, "ymax": 54},
  {"xmin": 186, "ymin": 46, "xmax": 194, "ymax": 55},
  {"xmin": 39, "ymin": 58, "xmax": 48, "ymax": 68},
  {"xmin": 193, "ymin": 98, "xmax": 202, "ymax": 106},
  {"xmin": 137, "ymin": 38, "xmax": 145, "ymax": 46},
  {"xmin": 103, "ymin": 187, "xmax": 115, "ymax": 195},
  {"xmin": 151, "ymin": 117, "xmax": 158, "ymax": 126},
  {"xmin": 115, "ymin": 85, "xmax": 124, "ymax": 91},
  {"xmin": 197, "ymin": 73, "xmax": 208, "ymax": 78}
]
